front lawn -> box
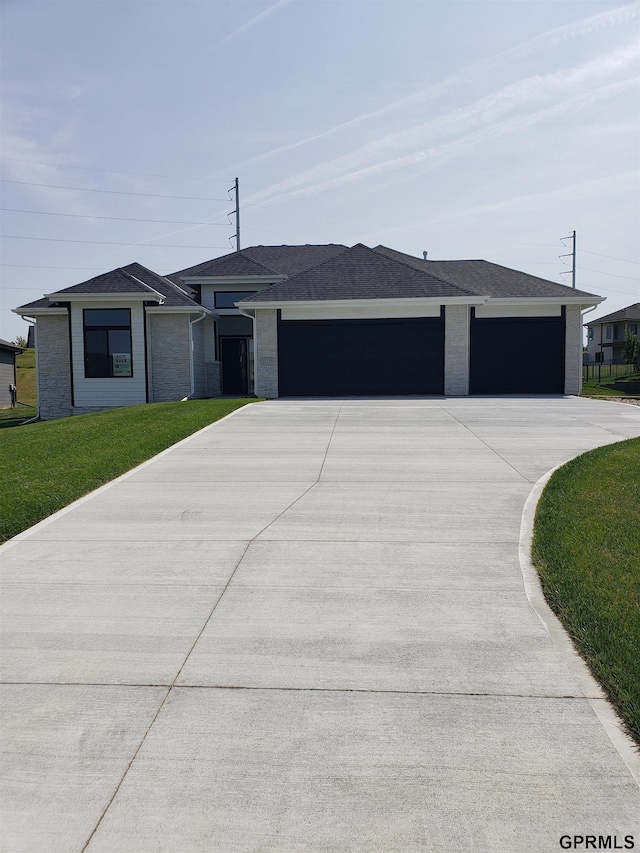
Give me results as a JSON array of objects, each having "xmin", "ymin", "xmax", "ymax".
[
  {"xmin": 581, "ymin": 367, "xmax": 640, "ymax": 399},
  {"xmin": 532, "ymin": 438, "xmax": 640, "ymax": 745},
  {"xmin": 0, "ymin": 398, "xmax": 259, "ymax": 543}
]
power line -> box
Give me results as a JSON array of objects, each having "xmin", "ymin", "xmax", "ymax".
[
  {"xmin": 0, "ymin": 179, "xmax": 229, "ymax": 201},
  {"xmin": 580, "ymin": 249, "xmax": 640, "ymax": 265},
  {"xmin": 0, "ymin": 157, "xmax": 233, "ymax": 183},
  {"xmin": 1, "ymin": 264, "xmax": 113, "ymax": 271},
  {"xmin": 1, "ymin": 208, "xmax": 229, "ymax": 226},
  {"xmin": 578, "ymin": 266, "xmax": 639, "ymax": 282},
  {"xmin": 1, "ymin": 234, "xmax": 229, "ymax": 249}
]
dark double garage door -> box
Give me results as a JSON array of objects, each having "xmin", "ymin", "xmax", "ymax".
[
  {"xmin": 276, "ymin": 309, "xmax": 566, "ymax": 396},
  {"xmin": 278, "ymin": 315, "xmax": 445, "ymax": 396}
]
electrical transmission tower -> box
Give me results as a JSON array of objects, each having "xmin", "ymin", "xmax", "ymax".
[{"xmin": 559, "ymin": 230, "xmax": 576, "ymax": 288}]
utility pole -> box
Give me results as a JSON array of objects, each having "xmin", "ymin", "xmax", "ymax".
[
  {"xmin": 228, "ymin": 177, "xmax": 240, "ymax": 251},
  {"xmin": 560, "ymin": 230, "xmax": 576, "ymax": 288}
]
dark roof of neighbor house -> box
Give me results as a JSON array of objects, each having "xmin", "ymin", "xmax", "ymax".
[
  {"xmin": 0, "ymin": 338, "xmax": 22, "ymax": 353},
  {"xmin": 241, "ymin": 243, "xmax": 478, "ymax": 303},
  {"xmin": 15, "ymin": 263, "xmax": 200, "ymax": 314},
  {"xmin": 168, "ymin": 244, "xmax": 348, "ymax": 282},
  {"xmin": 373, "ymin": 246, "xmax": 601, "ymax": 300},
  {"xmin": 584, "ymin": 303, "xmax": 640, "ymax": 325}
]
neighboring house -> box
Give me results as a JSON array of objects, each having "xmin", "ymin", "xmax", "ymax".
[
  {"xmin": 14, "ymin": 243, "xmax": 604, "ymax": 419},
  {"xmin": 584, "ymin": 303, "xmax": 640, "ymax": 364},
  {"xmin": 0, "ymin": 339, "xmax": 22, "ymax": 409}
]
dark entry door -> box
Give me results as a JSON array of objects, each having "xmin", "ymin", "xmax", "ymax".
[
  {"xmin": 278, "ymin": 316, "xmax": 445, "ymax": 396},
  {"xmin": 221, "ymin": 337, "xmax": 248, "ymax": 395}
]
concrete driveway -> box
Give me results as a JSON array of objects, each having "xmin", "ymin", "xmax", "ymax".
[{"xmin": 1, "ymin": 397, "xmax": 639, "ymax": 852}]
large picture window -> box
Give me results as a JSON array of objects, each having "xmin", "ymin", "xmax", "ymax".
[
  {"xmin": 214, "ymin": 291, "xmax": 257, "ymax": 309},
  {"xmin": 83, "ymin": 308, "xmax": 132, "ymax": 378}
]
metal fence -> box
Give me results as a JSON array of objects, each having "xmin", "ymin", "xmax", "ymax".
[{"xmin": 582, "ymin": 362, "xmax": 638, "ymax": 382}]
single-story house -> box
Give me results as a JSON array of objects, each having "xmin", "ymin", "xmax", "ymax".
[
  {"xmin": 584, "ymin": 303, "xmax": 640, "ymax": 364},
  {"xmin": 14, "ymin": 243, "xmax": 604, "ymax": 419},
  {"xmin": 0, "ymin": 338, "xmax": 22, "ymax": 409}
]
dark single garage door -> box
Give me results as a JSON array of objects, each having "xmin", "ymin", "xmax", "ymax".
[
  {"xmin": 469, "ymin": 308, "xmax": 566, "ymax": 394},
  {"xmin": 278, "ymin": 314, "xmax": 444, "ymax": 396}
]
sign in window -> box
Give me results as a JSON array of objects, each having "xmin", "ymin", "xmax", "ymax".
[{"xmin": 83, "ymin": 309, "xmax": 133, "ymax": 378}]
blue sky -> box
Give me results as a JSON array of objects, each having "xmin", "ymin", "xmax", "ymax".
[{"xmin": 1, "ymin": 0, "xmax": 638, "ymax": 342}]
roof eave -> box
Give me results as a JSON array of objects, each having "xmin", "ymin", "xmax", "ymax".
[
  {"xmin": 485, "ymin": 296, "xmax": 605, "ymax": 306},
  {"xmin": 43, "ymin": 291, "xmax": 164, "ymax": 303},
  {"xmin": 13, "ymin": 306, "xmax": 68, "ymax": 316},
  {"xmin": 241, "ymin": 296, "xmax": 488, "ymax": 309}
]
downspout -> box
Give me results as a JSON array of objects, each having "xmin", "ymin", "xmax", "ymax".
[{"xmin": 187, "ymin": 310, "xmax": 207, "ymax": 399}]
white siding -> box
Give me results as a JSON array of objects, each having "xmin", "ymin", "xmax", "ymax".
[
  {"xmin": 71, "ymin": 301, "xmax": 147, "ymax": 408},
  {"xmin": 475, "ymin": 303, "xmax": 562, "ymax": 319},
  {"xmin": 280, "ymin": 303, "xmax": 443, "ymax": 320}
]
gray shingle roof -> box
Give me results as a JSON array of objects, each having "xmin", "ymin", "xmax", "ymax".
[
  {"xmin": 243, "ymin": 245, "xmax": 348, "ymax": 277},
  {"xmin": 14, "ymin": 296, "xmax": 57, "ymax": 313},
  {"xmin": 0, "ymin": 338, "xmax": 22, "ymax": 352},
  {"xmin": 15, "ymin": 263, "xmax": 202, "ymax": 314},
  {"xmin": 241, "ymin": 243, "xmax": 477, "ymax": 303},
  {"xmin": 584, "ymin": 303, "xmax": 640, "ymax": 324},
  {"xmin": 169, "ymin": 244, "xmax": 348, "ymax": 282},
  {"xmin": 373, "ymin": 246, "xmax": 601, "ymax": 299}
]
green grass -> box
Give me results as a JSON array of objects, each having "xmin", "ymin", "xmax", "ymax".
[
  {"xmin": 0, "ymin": 398, "xmax": 259, "ymax": 543},
  {"xmin": 532, "ymin": 438, "xmax": 640, "ymax": 745},
  {"xmin": 581, "ymin": 368, "xmax": 640, "ymax": 398},
  {"xmin": 15, "ymin": 348, "xmax": 36, "ymax": 406}
]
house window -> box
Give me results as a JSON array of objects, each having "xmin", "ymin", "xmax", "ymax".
[
  {"xmin": 629, "ymin": 324, "xmax": 638, "ymax": 335},
  {"xmin": 606, "ymin": 326, "xmax": 612, "ymax": 340},
  {"xmin": 613, "ymin": 324, "xmax": 619, "ymax": 340},
  {"xmin": 588, "ymin": 328, "xmax": 594, "ymax": 340},
  {"xmin": 83, "ymin": 309, "xmax": 132, "ymax": 378},
  {"xmin": 214, "ymin": 291, "xmax": 256, "ymax": 309},
  {"xmin": 595, "ymin": 352, "xmax": 603, "ymax": 363}
]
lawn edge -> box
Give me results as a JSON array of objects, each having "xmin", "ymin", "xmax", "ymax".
[
  {"xmin": 519, "ymin": 466, "xmax": 640, "ymax": 785},
  {"xmin": 0, "ymin": 401, "xmax": 265, "ymax": 555}
]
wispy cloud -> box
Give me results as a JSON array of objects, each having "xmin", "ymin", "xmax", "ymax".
[
  {"xmin": 216, "ymin": 0, "xmax": 291, "ymax": 48},
  {"xmin": 244, "ymin": 45, "xmax": 639, "ymax": 206},
  {"xmin": 364, "ymin": 171, "xmax": 639, "ymax": 244},
  {"xmin": 218, "ymin": 2, "xmax": 638, "ymax": 175}
]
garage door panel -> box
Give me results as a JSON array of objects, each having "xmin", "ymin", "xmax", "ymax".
[
  {"xmin": 278, "ymin": 317, "xmax": 444, "ymax": 396},
  {"xmin": 470, "ymin": 315, "xmax": 565, "ymax": 394}
]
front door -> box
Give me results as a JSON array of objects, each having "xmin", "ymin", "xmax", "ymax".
[{"xmin": 221, "ymin": 337, "xmax": 248, "ymax": 395}]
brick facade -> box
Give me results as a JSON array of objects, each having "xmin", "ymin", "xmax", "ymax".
[
  {"xmin": 254, "ymin": 309, "xmax": 278, "ymax": 398},
  {"xmin": 149, "ymin": 314, "xmax": 192, "ymax": 402},
  {"xmin": 444, "ymin": 305, "xmax": 470, "ymax": 395},
  {"xmin": 564, "ymin": 304, "xmax": 583, "ymax": 395},
  {"xmin": 35, "ymin": 314, "xmax": 73, "ymax": 420}
]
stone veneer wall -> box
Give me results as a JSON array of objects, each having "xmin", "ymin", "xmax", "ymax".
[
  {"xmin": 36, "ymin": 314, "xmax": 73, "ymax": 420},
  {"xmin": 444, "ymin": 305, "xmax": 470, "ymax": 395},
  {"xmin": 564, "ymin": 304, "xmax": 583, "ymax": 395},
  {"xmin": 206, "ymin": 362, "xmax": 221, "ymax": 397},
  {"xmin": 149, "ymin": 314, "xmax": 192, "ymax": 402},
  {"xmin": 254, "ymin": 309, "xmax": 279, "ymax": 398}
]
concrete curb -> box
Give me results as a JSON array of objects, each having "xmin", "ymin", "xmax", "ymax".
[
  {"xmin": 519, "ymin": 465, "xmax": 640, "ymax": 787},
  {"xmin": 0, "ymin": 402, "xmax": 262, "ymax": 555}
]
